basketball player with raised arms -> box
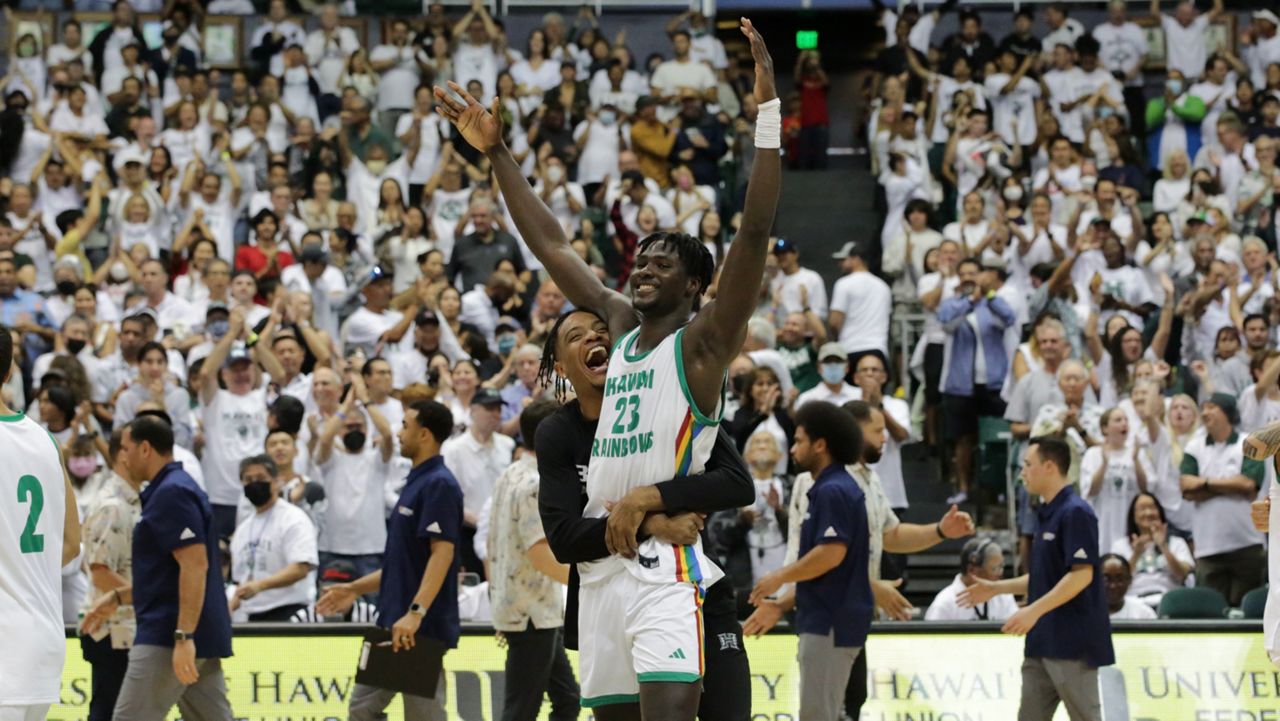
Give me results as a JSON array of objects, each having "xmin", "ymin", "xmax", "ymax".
[
  {"xmin": 0, "ymin": 323, "xmax": 82, "ymax": 721},
  {"xmin": 435, "ymin": 17, "xmax": 779, "ymax": 721}
]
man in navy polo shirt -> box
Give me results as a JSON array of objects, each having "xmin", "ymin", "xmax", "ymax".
[
  {"xmin": 961, "ymin": 436, "xmax": 1114, "ymax": 721},
  {"xmin": 748, "ymin": 401, "xmax": 872, "ymax": 721},
  {"xmin": 80, "ymin": 415, "xmax": 234, "ymax": 720},
  {"xmin": 318, "ymin": 400, "xmax": 462, "ymax": 721}
]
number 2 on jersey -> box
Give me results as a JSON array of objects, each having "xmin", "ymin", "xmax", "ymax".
[
  {"xmin": 612, "ymin": 394, "xmax": 641, "ymax": 435},
  {"xmin": 17, "ymin": 475, "xmax": 44, "ymax": 554}
]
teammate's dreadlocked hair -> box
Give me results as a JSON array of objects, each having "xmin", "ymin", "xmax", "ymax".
[
  {"xmin": 636, "ymin": 232, "xmax": 715, "ymax": 310},
  {"xmin": 537, "ymin": 309, "xmax": 607, "ymax": 402}
]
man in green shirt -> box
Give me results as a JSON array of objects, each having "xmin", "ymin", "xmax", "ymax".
[{"xmin": 776, "ymin": 309, "xmax": 826, "ymax": 393}]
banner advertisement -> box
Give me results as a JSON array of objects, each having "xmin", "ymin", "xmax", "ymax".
[{"xmin": 50, "ymin": 630, "xmax": 1280, "ymax": 720}]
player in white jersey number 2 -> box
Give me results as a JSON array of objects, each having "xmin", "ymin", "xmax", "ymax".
[
  {"xmin": 436, "ymin": 17, "xmax": 779, "ymax": 720},
  {"xmin": 0, "ymin": 326, "xmax": 82, "ymax": 721}
]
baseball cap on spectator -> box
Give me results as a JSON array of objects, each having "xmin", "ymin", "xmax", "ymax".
[
  {"xmin": 188, "ymin": 344, "xmax": 212, "ymax": 369},
  {"xmin": 471, "ymin": 388, "xmax": 504, "ymax": 408},
  {"xmin": 1254, "ymin": 10, "xmax": 1279, "ymax": 26},
  {"xmin": 224, "ymin": 344, "xmax": 253, "ymax": 368},
  {"xmin": 320, "ymin": 559, "xmax": 358, "ymax": 586},
  {"xmin": 831, "ymin": 241, "xmax": 865, "ymax": 260},
  {"xmin": 772, "ymin": 238, "xmax": 798, "ymax": 255},
  {"xmin": 112, "ymin": 147, "xmax": 147, "ymax": 172},
  {"xmin": 54, "ymin": 255, "xmax": 83, "ymax": 276},
  {"xmin": 1187, "ymin": 211, "xmax": 1210, "ymax": 227},
  {"xmin": 495, "ymin": 316, "xmax": 521, "ymax": 333},
  {"xmin": 128, "ymin": 307, "xmax": 159, "ymax": 325},
  {"xmin": 817, "ymin": 342, "xmax": 847, "ymax": 363},
  {"xmin": 40, "ymin": 368, "xmax": 67, "ymax": 387},
  {"xmin": 414, "ymin": 308, "xmax": 441, "ymax": 326},
  {"xmin": 206, "ymin": 301, "xmax": 230, "ymax": 319},
  {"xmin": 299, "ymin": 244, "xmax": 328, "ymax": 264},
  {"xmin": 368, "ymin": 264, "xmax": 394, "ymax": 285},
  {"xmin": 1206, "ymin": 392, "xmax": 1240, "ymax": 425}
]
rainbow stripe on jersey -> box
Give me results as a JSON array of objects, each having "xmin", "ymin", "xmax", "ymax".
[{"xmin": 674, "ymin": 409, "xmax": 709, "ymax": 476}]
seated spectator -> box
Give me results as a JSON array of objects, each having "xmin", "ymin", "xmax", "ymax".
[
  {"xmin": 1102, "ymin": 554, "xmax": 1158, "ymax": 620},
  {"xmin": 925, "ymin": 537, "xmax": 1018, "ymax": 621},
  {"xmin": 228, "ymin": 454, "xmax": 318, "ymax": 622},
  {"xmin": 1110, "ymin": 492, "xmax": 1193, "ymax": 608}
]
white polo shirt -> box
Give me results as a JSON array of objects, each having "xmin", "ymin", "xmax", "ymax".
[
  {"xmin": 794, "ymin": 382, "xmax": 861, "ymax": 410},
  {"xmin": 1180, "ymin": 431, "xmax": 1266, "ymax": 558},
  {"xmin": 925, "ymin": 574, "xmax": 1019, "ymax": 621},
  {"xmin": 442, "ymin": 429, "xmax": 515, "ymax": 519},
  {"xmin": 230, "ymin": 500, "xmax": 318, "ymax": 615}
]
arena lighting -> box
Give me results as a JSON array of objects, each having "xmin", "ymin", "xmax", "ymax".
[{"xmin": 796, "ymin": 29, "xmax": 818, "ymax": 50}]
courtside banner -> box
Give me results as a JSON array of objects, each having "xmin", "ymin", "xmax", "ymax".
[{"xmin": 53, "ymin": 623, "xmax": 1278, "ymax": 720}]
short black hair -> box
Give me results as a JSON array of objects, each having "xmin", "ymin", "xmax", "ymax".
[
  {"xmin": 127, "ymin": 414, "xmax": 175, "ymax": 455},
  {"xmin": 269, "ymin": 395, "xmax": 305, "ymax": 434},
  {"xmin": 636, "ymin": 232, "xmax": 715, "ymax": 311},
  {"xmin": 842, "ymin": 400, "xmax": 874, "ymax": 424},
  {"xmin": 1244, "ymin": 312, "xmax": 1269, "ymax": 328},
  {"xmin": 239, "ymin": 453, "xmax": 278, "ymax": 478},
  {"xmin": 135, "ymin": 408, "xmax": 174, "ymax": 428},
  {"xmin": 138, "ymin": 341, "xmax": 167, "ymax": 363},
  {"xmin": 1100, "ymin": 553, "xmax": 1130, "ymax": 573},
  {"xmin": 361, "ymin": 356, "xmax": 392, "ymax": 377},
  {"xmin": 0, "ymin": 323, "xmax": 12, "ymax": 383},
  {"xmin": 1027, "ymin": 435, "xmax": 1071, "ymax": 475},
  {"xmin": 794, "ymin": 401, "xmax": 862, "ymax": 465},
  {"xmin": 1075, "ymin": 35, "xmax": 1100, "ymax": 57},
  {"xmin": 904, "ymin": 198, "xmax": 932, "ymax": 220},
  {"xmin": 409, "ymin": 400, "xmax": 454, "ymax": 444},
  {"xmin": 520, "ymin": 399, "xmax": 560, "ymax": 449}
]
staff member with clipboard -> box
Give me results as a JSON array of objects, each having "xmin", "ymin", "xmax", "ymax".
[{"xmin": 318, "ymin": 400, "xmax": 462, "ymax": 721}]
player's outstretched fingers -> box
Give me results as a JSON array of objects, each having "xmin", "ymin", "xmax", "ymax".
[{"xmin": 446, "ymin": 80, "xmax": 481, "ymax": 107}]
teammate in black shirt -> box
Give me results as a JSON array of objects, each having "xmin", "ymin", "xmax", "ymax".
[{"xmin": 534, "ymin": 309, "xmax": 755, "ymax": 721}]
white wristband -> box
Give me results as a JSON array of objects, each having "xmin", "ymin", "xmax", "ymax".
[{"xmin": 754, "ymin": 98, "xmax": 782, "ymax": 150}]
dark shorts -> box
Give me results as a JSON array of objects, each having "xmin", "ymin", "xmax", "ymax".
[
  {"xmin": 923, "ymin": 344, "xmax": 945, "ymax": 404},
  {"xmin": 943, "ymin": 386, "xmax": 1006, "ymax": 441}
]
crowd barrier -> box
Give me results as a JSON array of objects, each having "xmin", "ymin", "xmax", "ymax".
[{"xmin": 54, "ymin": 621, "xmax": 1278, "ymax": 720}]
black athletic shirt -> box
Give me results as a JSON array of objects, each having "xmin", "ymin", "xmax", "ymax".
[{"xmin": 535, "ymin": 398, "xmax": 755, "ymax": 649}]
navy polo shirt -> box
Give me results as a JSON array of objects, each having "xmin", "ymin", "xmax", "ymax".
[
  {"xmin": 1026, "ymin": 485, "xmax": 1115, "ymax": 668},
  {"xmin": 132, "ymin": 462, "xmax": 233, "ymax": 658},
  {"xmin": 378, "ymin": 455, "xmax": 464, "ymax": 648},
  {"xmin": 795, "ymin": 463, "xmax": 874, "ymax": 648}
]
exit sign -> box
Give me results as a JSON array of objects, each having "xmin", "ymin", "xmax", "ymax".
[{"xmin": 796, "ymin": 30, "xmax": 818, "ymax": 50}]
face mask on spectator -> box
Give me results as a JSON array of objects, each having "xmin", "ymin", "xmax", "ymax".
[
  {"xmin": 497, "ymin": 332, "xmax": 517, "ymax": 355},
  {"xmin": 546, "ymin": 165, "xmax": 565, "ymax": 184},
  {"xmin": 109, "ymin": 262, "xmax": 130, "ymax": 283},
  {"xmin": 343, "ymin": 429, "xmax": 366, "ymax": 452},
  {"xmin": 820, "ymin": 363, "xmax": 845, "ymax": 385},
  {"xmin": 56, "ymin": 280, "xmax": 78, "ymax": 296},
  {"xmin": 1003, "ymin": 186, "xmax": 1023, "ymax": 203},
  {"xmin": 1167, "ymin": 79, "xmax": 1183, "ymax": 95},
  {"xmin": 366, "ymin": 159, "xmax": 387, "ymax": 175},
  {"xmin": 1081, "ymin": 175, "xmax": 1097, "ymax": 191},
  {"xmin": 66, "ymin": 338, "xmax": 87, "ymax": 355},
  {"xmin": 599, "ymin": 110, "xmax": 617, "ymax": 125},
  {"xmin": 67, "ymin": 456, "xmax": 97, "ymax": 479},
  {"xmin": 243, "ymin": 480, "xmax": 273, "ymax": 507},
  {"xmin": 208, "ymin": 319, "xmax": 230, "ymax": 340}
]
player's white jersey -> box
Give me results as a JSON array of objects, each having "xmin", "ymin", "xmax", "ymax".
[
  {"xmin": 1265, "ymin": 478, "xmax": 1280, "ymax": 667},
  {"xmin": 581, "ymin": 326, "xmax": 725, "ymax": 588},
  {"xmin": 0, "ymin": 414, "xmax": 69, "ymax": 706}
]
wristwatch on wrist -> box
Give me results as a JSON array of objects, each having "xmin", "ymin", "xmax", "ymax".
[
  {"xmin": 174, "ymin": 629, "xmax": 191, "ymax": 642},
  {"xmin": 409, "ymin": 603, "xmax": 427, "ymax": 617}
]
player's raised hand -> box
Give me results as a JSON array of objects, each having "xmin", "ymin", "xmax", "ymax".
[
  {"xmin": 434, "ymin": 82, "xmax": 504, "ymax": 154},
  {"xmin": 738, "ymin": 18, "xmax": 776, "ymax": 104}
]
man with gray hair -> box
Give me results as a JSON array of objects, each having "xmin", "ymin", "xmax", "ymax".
[
  {"xmin": 499, "ymin": 343, "xmax": 549, "ymax": 437},
  {"xmin": 925, "ymin": 537, "xmax": 1019, "ymax": 621},
  {"xmin": 448, "ymin": 199, "xmax": 526, "ymax": 292},
  {"xmin": 1030, "ymin": 359, "xmax": 1104, "ymax": 483},
  {"xmin": 228, "ymin": 454, "xmax": 318, "ymax": 621}
]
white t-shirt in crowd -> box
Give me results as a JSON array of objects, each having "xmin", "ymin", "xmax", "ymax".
[
  {"xmin": 795, "ymin": 383, "xmax": 861, "ymax": 410},
  {"xmin": 453, "ymin": 42, "xmax": 499, "ymax": 100},
  {"xmin": 771, "ymin": 268, "xmax": 829, "ymax": 320},
  {"xmin": 830, "ymin": 271, "xmax": 891, "ymax": 355},
  {"xmin": 1161, "ymin": 14, "xmax": 1211, "ymax": 80},
  {"xmin": 1111, "ymin": 596, "xmax": 1158, "ymax": 620},
  {"xmin": 1093, "ymin": 21, "xmax": 1148, "ymax": 87},
  {"xmin": 370, "ymin": 43, "xmax": 425, "ymax": 111},
  {"xmin": 984, "ymin": 74, "xmax": 1040, "ymax": 146},
  {"xmin": 201, "ymin": 388, "xmax": 270, "ymax": 506},
  {"xmin": 230, "ymin": 501, "xmax": 318, "ymax": 615},
  {"xmin": 317, "ymin": 445, "xmax": 391, "ymax": 555}
]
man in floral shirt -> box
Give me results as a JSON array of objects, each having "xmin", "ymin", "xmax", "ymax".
[
  {"xmin": 486, "ymin": 399, "xmax": 579, "ymax": 721},
  {"xmin": 78, "ymin": 428, "xmax": 141, "ymax": 721}
]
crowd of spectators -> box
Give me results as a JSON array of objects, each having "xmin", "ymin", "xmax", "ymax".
[
  {"xmin": 866, "ymin": 0, "xmax": 1280, "ymax": 614},
  {"xmin": 2, "ymin": 0, "xmax": 1275, "ymax": 666}
]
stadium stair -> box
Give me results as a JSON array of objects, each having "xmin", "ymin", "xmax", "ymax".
[{"xmin": 773, "ymin": 159, "xmax": 878, "ymax": 290}]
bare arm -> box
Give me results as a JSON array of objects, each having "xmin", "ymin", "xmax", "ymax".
[
  {"xmin": 61, "ymin": 470, "xmax": 80, "ymax": 567},
  {"xmin": 434, "ymin": 83, "xmax": 634, "ymax": 335},
  {"xmin": 173, "ymin": 542, "xmax": 209, "ymax": 634},
  {"xmin": 526, "ymin": 539, "xmax": 569, "ymax": 584},
  {"xmin": 681, "ymin": 20, "xmax": 780, "ymax": 415}
]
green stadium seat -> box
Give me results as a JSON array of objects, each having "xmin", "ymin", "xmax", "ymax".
[
  {"xmin": 1241, "ymin": 585, "xmax": 1269, "ymax": 620},
  {"xmin": 975, "ymin": 416, "xmax": 1012, "ymax": 495},
  {"xmin": 1157, "ymin": 587, "xmax": 1228, "ymax": 619}
]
